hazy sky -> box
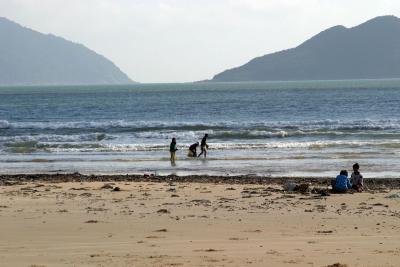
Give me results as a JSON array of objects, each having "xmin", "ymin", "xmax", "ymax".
[{"xmin": 1, "ymin": 0, "xmax": 400, "ymax": 83}]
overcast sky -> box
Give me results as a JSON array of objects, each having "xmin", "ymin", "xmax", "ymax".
[{"xmin": 1, "ymin": 0, "xmax": 400, "ymax": 83}]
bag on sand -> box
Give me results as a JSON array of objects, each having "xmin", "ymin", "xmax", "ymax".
[{"xmin": 284, "ymin": 181, "xmax": 297, "ymax": 191}]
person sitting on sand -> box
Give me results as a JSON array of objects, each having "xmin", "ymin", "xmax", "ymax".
[
  {"xmin": 197, "ymin": 134, "xmax": 209, "ymax": 158},
  {"xmin": 351, "ymin": 163, "xmax": 364, "ymax": 192},
  {"xmin": 170, "ymin": 138, "xmax": 178, "ymax": 162},
  {"xmin": 188, "ymin": 142, "xmax": 199, "ymax": 157},
  {"xmin": 332, "ymin": 170, "xmax": 352, "ymax": 193}
]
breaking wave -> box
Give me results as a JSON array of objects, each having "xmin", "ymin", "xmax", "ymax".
[
  {"xmin": 1, "ymin": 119, "xmax": 400, "ymax": 131},
  {"xmin": 0, "ymin": 133, "xmax": 109, "ymax": 143},
  {"xmin": 4, "ymin": 140, "xmax": 400, "ymax": 153},
  {"xmin": 2, "ymin": 119, "xmax": 400, "ymax": 153}
]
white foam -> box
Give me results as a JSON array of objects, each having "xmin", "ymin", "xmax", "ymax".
[
  {"xmin": 0, "ymin": 120, "xmax": 10, "ymax": 129},
  {"xmin": 134, "ymin": 130, "xmax": 210, "ymax": 140},
  {"xmin": 26, "ymin": 139, "xmax": 400, "ymax": 153},
  {"xmin": 1, "ymin": 120, "xmax": 221, "ymax": 130},
  {"xmin": 0, "ymin": 133, "xmax": 109, "ymax": 143},
  {"xmin": 1, "ymin": 118, "xmax": 400, "ymax": 130}
]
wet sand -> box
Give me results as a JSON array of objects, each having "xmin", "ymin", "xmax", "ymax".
[{"xmin": 0, "ymin": 175, "xmax": 399, "ymax": 266}]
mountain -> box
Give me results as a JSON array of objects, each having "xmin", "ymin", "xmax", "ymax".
[
  {"xmin": 0, "ymin": 17, "xmax": 133, "ymax": 86},
  {"xmin": 211, "ymin": 16, "xmax": 400, "ymax": 82}
]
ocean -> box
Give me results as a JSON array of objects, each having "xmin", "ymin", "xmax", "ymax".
[{"xmin": 1, "ymin": 80, "xmax": 400, "ymax": 178}]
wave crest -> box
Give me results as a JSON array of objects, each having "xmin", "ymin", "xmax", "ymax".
[
  {"xmin": 4, "ymin": 140, "xmax": 400, "ymax": 153},
  {"xmin": 0, "ymin": 120, "xmax": 10, "ymax": 129},
  {"xmin": 1, "ymin": 119, "xmax": 400, "ymax": 131}
]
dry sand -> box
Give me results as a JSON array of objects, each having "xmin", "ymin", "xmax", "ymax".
[{"xmin": 0, "ymin": 179, "xmax": 399, "ymax": 267}]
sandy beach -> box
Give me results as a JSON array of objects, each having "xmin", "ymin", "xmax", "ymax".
[
  {"xmin": 0, "ymin": 175, "xmax": 399, "ymax": 267},
  {"xmin": 3, "ymin": 3, "xmax": 400, "ymax": 267}
]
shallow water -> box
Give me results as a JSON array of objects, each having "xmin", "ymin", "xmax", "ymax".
[{"xmin": 1, "ymin": 80, "xmax": 400, "ymax": 177}]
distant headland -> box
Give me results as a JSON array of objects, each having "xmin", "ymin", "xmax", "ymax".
[
  {"xmin": 211, "ymin": 16, "xmax": 400, "ymax": 82},
  {"xmin": 0, "ymin": 17, "xmax": 134, "ymax": 86}
]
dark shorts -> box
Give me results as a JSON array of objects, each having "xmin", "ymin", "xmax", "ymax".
[
  {"xmin": 331, "ymin": 180, "xmax": 347, "ymax": 193},
  {"xmin": 352, "ymin": 184, "xmax": 363, "ymax": 191}
]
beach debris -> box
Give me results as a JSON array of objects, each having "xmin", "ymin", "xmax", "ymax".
[
  {"xmin": 372, "ymin": 202, "xmax": 388, "ymax": 207},
  {"xmin": 146, "ymin": 235, "xmax": 164, "ymax": 239},
  {"xmin": 243, "ymin": 229, "xmax": 262, "ymax": 233},
  {"xmin": 283, "ymin": 182, "xmax": 311, "ymax": 193},
  {"xmin": 70, "ymin": 187, "xmax": 88, "ymax": 191},
  {"xmin": 385, "ymin": 193, "xmax": 400, "ymax": 199},
  {"xmin": 157, "ymin": 209, "xmax": 170, "ymax": 214},
  {"xmin": 282, "ymin": 194, "xmax": 296, "ymax": 198},
  {"xmin": 218, "ymin": 197, "xmax": 236, "ymax": 202},
  {"xmin": 296, "ymin": 183, "xmax": 310, "ymax": 193},
  {"xmin": 229, "ymin": 237, "xmax": 248, "ymax": 241},
  {"xmin": 20, "ymin": 187, "xmax": 38, "ymax": 192},
  {"xmin": 317, "ymin": 230, "xmax": 333, "ymax": 234},
  {"xmin": 100, "ymin": 183, "xmax": 114, "ymax": 190},
  {"xmin": 190, "ymin": 199, "xmax": 211, "ymax": 206},
  {"xmin": 57, "ymin": 209, "xmax": 68, "ymax": 213},
  {"xmin": 320, "ymin": 190, "xmax": 330, "ymax": 196},
  {"xmin": 86, "ymin": 207, "xmax": 108, "ymax": 212},
  {"xmin": 84, "ymin": 220, "xmax": 99, "ymax": 223},
  {"xmin": 2, "ymin": 180, "xmax": 21, "ymax": 186},
  {"xmin": 311, "ymin": 188, "xmax": 330, "ymax": 196},
  {"xmin": 326, "ymin": 264, "xmax": 347, "ymax": 267},
  {"xmin": 193, "ymin": 248, "xmax": 224, "ymax": 252},
  {"xmin": 154, "ymin": 229, "xmax": 168, "ymax": 232}
]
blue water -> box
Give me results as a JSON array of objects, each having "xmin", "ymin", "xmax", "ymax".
[{"xmin": 1, "ymin": 80, "xmax": 400, "ymax": 177}]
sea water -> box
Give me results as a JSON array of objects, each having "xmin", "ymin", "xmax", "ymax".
[{"xmin": 1, "ymin": 80, "xmax": 400, "ymax": 177}]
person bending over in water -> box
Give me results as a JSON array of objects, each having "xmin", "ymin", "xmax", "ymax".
[
  {"xmin": 331, "ymin": 170, "xmax": 352, "ymax": 193},
  {"xmin": 170, "ymin": 138, "xmax": 178, "ymax": 162},
  {"xmin": 351, "ymin": 163, "xmax": 364, "ymax": 192},
  {"xmin": 197, "ymin": 134, "xmax": 209, "ymax": 158},
  {"xmin": 188, "ymin": 142, "xmax": 199, "ymax": 157}
]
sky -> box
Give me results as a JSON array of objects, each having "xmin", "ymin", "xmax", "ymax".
[{"xmin": 1, "ymin": 0, "xmax": 400, "ymax": 83}]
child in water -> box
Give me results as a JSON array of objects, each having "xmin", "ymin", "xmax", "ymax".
[
  {"xmin": 170, "ymin": 138, "xmax": 178, "ymax": 162},
  {"xmin": 197, "ymin": 134, "xmax": 209, "ymax": 158},
  {"xmin": 188, "ymin": 142, "xmax": 199, "ymax": 157},
  {"xmin": 351, "ymin": 163, "xmax": 364, "ymax": 192}
]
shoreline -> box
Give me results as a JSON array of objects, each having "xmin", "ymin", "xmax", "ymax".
[{"xmin": 2, "ymin": 173, "xmax": 400, "ymax": 189}]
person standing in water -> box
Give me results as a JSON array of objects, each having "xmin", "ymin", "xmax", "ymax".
[
  {"xmin": 197, "ymin": 134, "xmax": 209, "ymax": 158},
  {"xmin": 170, "ymin": 138, "xmax": 178, "ymax": 162}
]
